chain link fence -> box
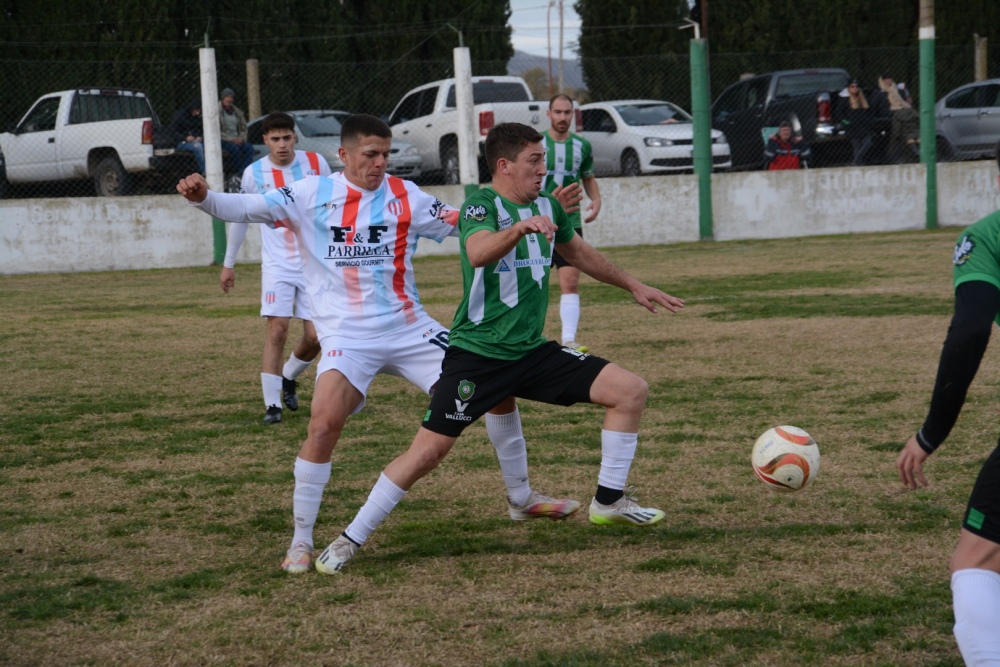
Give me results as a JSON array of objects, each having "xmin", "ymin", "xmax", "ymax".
[{"xmin": 1, "ymin": 44, "xmax": 999, "ymax": 198}]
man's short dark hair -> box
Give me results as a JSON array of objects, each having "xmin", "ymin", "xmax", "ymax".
[
  {"xmin": 549, "ymin": 93, "xmax": 573, "ymax": 109},
  {"xmin": 261, "ymin": 112, "xmax": 295, "ymax": 136},
  {"xmin": 341, "ymin": 114, "xmax": 392, "ymax": 145},
  {"xmin": 485, "ymin": 123, "xmax": 544, "ymax": 176}
]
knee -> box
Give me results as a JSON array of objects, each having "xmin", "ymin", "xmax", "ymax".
[
  {"xmin": 266, "ymin": 319, "xmax": 290, "ymax": 345},
  {"xmin": 410, "ymin": 440, "xmax": 450, "ymax": 475},
  {"xmin": 306, "ymin": 411, "xmax": 348, "ymax": 449}
]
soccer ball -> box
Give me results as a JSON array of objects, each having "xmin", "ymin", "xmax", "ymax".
[{"xmin": 751, "ymin": 426, "xmax": 820, "ymax": 492}]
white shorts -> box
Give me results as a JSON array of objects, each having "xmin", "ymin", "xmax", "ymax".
[
  {"xmin": 260, "ymin": 271, "xmax": 313, "ymax": 320},
  {"xmin": 316, "ymin": 312, "xmax": 449, "ymax": 414}
]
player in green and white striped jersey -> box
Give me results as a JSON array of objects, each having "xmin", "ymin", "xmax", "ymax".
[
  {"xmin": 316, "ymin": 122, "xmax": 685, "ymax": 574},
  {"xmin": 543, "ymin": 94, "xmax": 603, "ymax": 353}
]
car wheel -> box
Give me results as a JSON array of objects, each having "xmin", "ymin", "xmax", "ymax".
[
  {"xmin": 93, "ymin": 156, "xmax": 130, "ymax": 196},
  {"xmin": 936, "ymin": 136, "xmax": 956, "ymax": 162},
  {"xmin": 442, "ymin": 143, "xmax": 460, "ymax": 185},
  {"xmin": 621, "ymin": 149, "xmax": 641, "ymax": 177}
]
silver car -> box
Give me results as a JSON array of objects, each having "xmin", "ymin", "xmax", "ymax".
[
  {"xmin": 247, "ymin": 110, "xmax": 422, "ymax": 179},
  {"xmin": 935, "ymin": 79, "xmax": 1000, "ymax": 161}
]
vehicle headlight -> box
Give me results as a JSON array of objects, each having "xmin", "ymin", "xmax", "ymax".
[
  {"xmin": 402, "ymin": 145, "xmax": 419, "ymax": 156},
  {"xmin": 644, "ymin": 137, "xmax": 673, "ymax": 147}
]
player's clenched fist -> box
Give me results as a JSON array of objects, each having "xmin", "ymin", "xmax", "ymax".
[{"xmin": 176, "ymin": 173, "xmax": 210, "ymax": 202}]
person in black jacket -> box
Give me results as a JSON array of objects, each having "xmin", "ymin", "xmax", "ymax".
[
  {"xmin": 168, "ymin": 99, "xmax": 205, "ymax": 174},
  {"xmin": 839, "ymin": 80, "xmax": 875, "ymax": 166}
]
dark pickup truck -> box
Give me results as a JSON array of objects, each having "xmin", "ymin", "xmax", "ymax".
[{"xmin": 712, "ymin": 68, "xmax": 854, "ymax": 170}]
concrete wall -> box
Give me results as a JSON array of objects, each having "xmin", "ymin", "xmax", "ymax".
[{"xmin": 3, "ymin": 161, "xmax": 999, "ymax": 275}]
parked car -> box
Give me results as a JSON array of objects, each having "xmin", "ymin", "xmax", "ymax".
[
  {"xmin": 246, "ymin": 110, "xmax": 422, "ymax": 179},
  {"xmin": 935, "ymin": 78, "xmax": 1000, "ymax": 161},
  {"xmin": 387, "ymin": 76, "xmax": 547, "ymax": 183},
  {"xmin": 0, "ymin": 87, "xmax": 194, "ymax": 197},
  {"xmin": 577, "ymin": 99, "xmax": 731, "ymax": 176},
  {"xmin": 712, "ymin": 69, "xmax": 853, "ymax": 169}
]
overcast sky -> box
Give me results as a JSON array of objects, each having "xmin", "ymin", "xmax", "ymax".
[{"xmin": 508, "ymin": 0, "xmax": 582, "ymax": 59}]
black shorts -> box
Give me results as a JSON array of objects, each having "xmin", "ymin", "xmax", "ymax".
[
  {"xmin": 963, "ymin": 438, "xmax": 1000, "ymax": 545},
  {"xmin": 422, "ymin": 341, "xmax": 610, "ymax": 437},
  {"xmin": 552, "ymin": 227, "xmax": 583, "ymax": 269}
]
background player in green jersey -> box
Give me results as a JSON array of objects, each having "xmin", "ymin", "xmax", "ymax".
[
  {"xmin": 316, "ymin": 122, "xmax": 683, "ymax": 574},
  {"xmin": 896, "ymin": 145, "xmax": 1000, "ymax": 664},
  {"xmin": 543, "ymin": 94, "xmax": 603, "ymax": 353}
]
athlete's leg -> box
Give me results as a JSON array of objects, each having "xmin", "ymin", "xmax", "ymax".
[
  {"xmin": 262, "ymin": 315, "xmax": 291, "ymax": 410},
  {"xmin": 583, "ymin": 364, "xmax": 662, "ymax": 526},
  {"xmin": 286, "ymin": 370, "xmax": 363, "ymax": 561},
  {"xmin": 558, "ymin": 265, "xmax": 583, "ymax": 347},
  {"xmin": 485, "ymin": 397, "xmax": 533, "ymax": 506},
  {"xmin": 951, "ymin": 531, "xmax": 1000, "ymax": 666},
  {"xmin": 344, "ymin": 428, "xmax": 459, "ymax": 546}
]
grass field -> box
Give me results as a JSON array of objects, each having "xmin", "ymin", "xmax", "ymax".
[{"xmin": 1, "ymin": 228, "xmax": 991, "ymax": 666}]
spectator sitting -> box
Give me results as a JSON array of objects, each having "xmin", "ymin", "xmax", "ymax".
[
  {"xmin": 764, "ymin": 121, "xmax": 811, "ymax": 170},
  {"xmin": 218, "ymin": 87, "xmax": 255, "ymax": 174},
  {"xmin": 169, "ymin": 98, "xmax": 205, "ymax": 174}
]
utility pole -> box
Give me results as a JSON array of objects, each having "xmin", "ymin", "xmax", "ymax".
[{"xmin": 547, "ymin": 1, "xmax": 554, "ymax": 98}]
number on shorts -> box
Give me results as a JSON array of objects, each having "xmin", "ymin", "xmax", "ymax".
[{"xmin": 427, "ymin": 330, "xmax": 450, "ymax": 351}]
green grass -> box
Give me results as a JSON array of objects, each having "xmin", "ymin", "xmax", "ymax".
[{"xmin": 0, "ymin": 227, "xmax": 980, "ymax": 666}]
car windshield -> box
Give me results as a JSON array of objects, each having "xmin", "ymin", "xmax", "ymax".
[
  {"xmin": 295, "ymin": 113, "xmax": 348, "ymax": 138},
  {"xmin": 773, "ymin": 72, "xmax": 850, "ymax": 99},
  {"xmin": 613, "ymin": 102, "xmax": 691, "ymax": 126}
]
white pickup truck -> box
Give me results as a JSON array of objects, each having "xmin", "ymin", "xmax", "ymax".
[
  {"xmin": 387, "ymin": 76, "xmax": 550, "ymax": 184},
  {"xmin": 0, "ymin": 88, "xmax": 187, "ymax": 197}
]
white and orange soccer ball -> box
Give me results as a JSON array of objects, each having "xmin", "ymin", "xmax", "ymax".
[{"xmin": 751, "ymin": 426, "xmax": 820, "ymax": 492}]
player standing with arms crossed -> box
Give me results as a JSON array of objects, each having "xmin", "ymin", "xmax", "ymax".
[
  {"xmin": 180, "ymin": 115, "xmax": 582, "ymax": 574},
  {"xmin": 897, "ymin": 146, "xmax": 1000, "ymax": 665},
  {"xmin": 220, "ymin": 112, "xmax": 330, "ymax": 424},
  {"xmin": 543, "ymin": 93, "xmax": 602, "ymax": 353}
]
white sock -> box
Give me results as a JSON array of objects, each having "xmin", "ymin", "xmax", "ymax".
[
  {"xmin": 262, "ymin": 372, "xmax": 282, "ymax": 408},
  {"xmin": 290, "ymin": 458, "xmax": 331, "ymax": 549},
  {"xmin": 486, "ymin": 408, "xmax": 531, "ymax": 506},
  {"xmin": 344, "ymin": 473, "xmax": 407, "ymax": 546},
  {"xmin": 597, "ymin": 430, "xmax": 637, "ymax": 491},
  {"xmin": 282, "ymin": 353, "xmax": 314, "ymax": 381},
  {"xmin": 560, "ymin": 293, "xmax": 581, "ymax": 344},
  {"xmin": 952, "ymin": 568, "xmax": 1000, "ymax": 665}
]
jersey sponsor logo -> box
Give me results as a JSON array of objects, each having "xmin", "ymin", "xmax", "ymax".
[
  {"xmin": 322, "ymin": 201, "xmax": 339, "ymax": 211},
  {"xmin": 513, "ymin": 257, "xmax": 551, "ymax": 268},
  {"xmin": 954, "ymin": 235, "xmax": 975, "ymax": 266},
  {"xmin": 497, "ymin": 209, "xmax": 514, "ymax": 230},
  {"xmin": 495, "ymin": 259, "xmax": 512, "ymax": 273},
  {"xmin": 388, "ymin": 198, "xmax": 404, "ymax": 217},
  {"xmin": 464, "ymin": 204, "xmax": 488, "ymax": 221},
  {"xmin": 430, "ymin": 199, "xmax": 447, "ymax": 219},
  {"xmin": 446, "ymin": 382, "xmax": 475, "ymax": 422},
  {"xmin": 278, "ymin": 186, "xmax": 295, "ymax": 204}
]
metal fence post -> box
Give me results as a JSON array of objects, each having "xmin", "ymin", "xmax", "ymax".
[
  {"xmin": 690, "ymin": 38, "xmax": 714, "ymax": 241},
  {"xmin": 920, "ymin": 0, "xmax": 937, "ymax": 230}
]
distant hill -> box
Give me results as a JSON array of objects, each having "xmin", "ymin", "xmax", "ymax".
[{"xmin": 507, "ymin": 50, "xmax": 585, "ymax": 90}]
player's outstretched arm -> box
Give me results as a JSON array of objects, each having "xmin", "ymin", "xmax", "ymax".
[
  {"xmin": 466, "ymin": 216, "xmax": 558, "ymax": 268},
  {"xmin": 897, "ymin": 435, "xmax": 930, "ymax": 489},
  {"xmin": 555, "ymin": 235, "xmax": 684, "ymax": 314}
]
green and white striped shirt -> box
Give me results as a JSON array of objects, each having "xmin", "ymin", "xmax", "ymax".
[
  {"xmin": 450, "ymin": 187, "xmax": 576, "ymax": 360},
  {"xmin": 542, "ymin": 131, "xmax": 595, "ymax": 230}
]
